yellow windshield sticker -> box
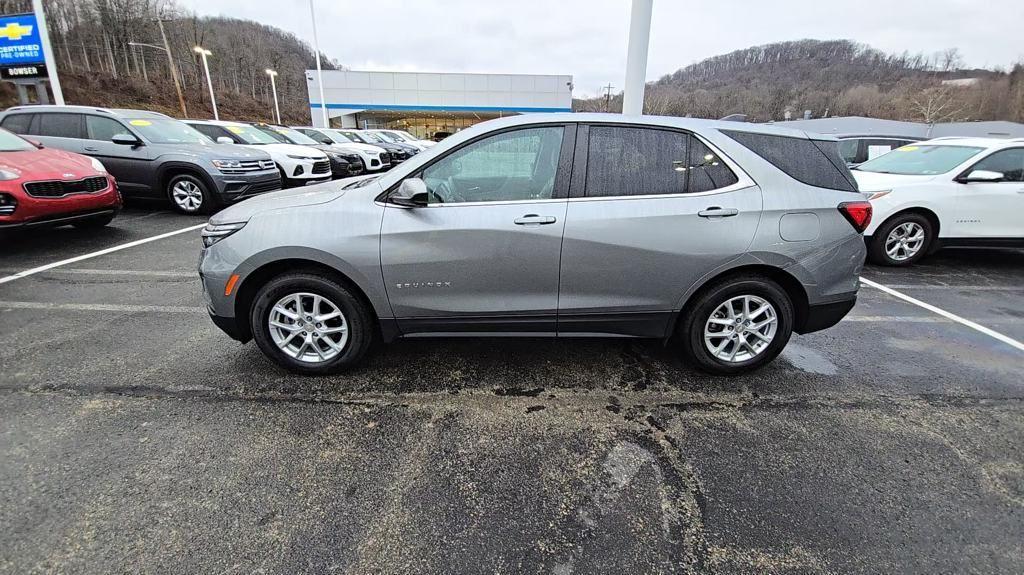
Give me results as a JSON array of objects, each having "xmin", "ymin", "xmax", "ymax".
[
  {"xmin": 897, "ymin": 146, "xmax": 919, "ymax": 151},
  {"xmin": 227, "ymin": 126, "xmax": 245, "ymax": 134},
  {"xmin": 129, "ymin": 120, "xmax": 152, "ymax": 126}
]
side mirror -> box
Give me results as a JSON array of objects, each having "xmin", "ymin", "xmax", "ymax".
[
  {"xmin": 216, "ymin": 136, "xmax": 234, "ymax": 145},
  {"xmin": 112, "ymin": 133, "xmax": 141, "ymax": 147},
  {"xmin": 958, "ymin": 169, "xmax": 1004, "ymax": 183},
  {"xmin": 389, "ymin": 178, "xmax": 429, "ymax": 208},
  {"xmin": 25, "ymin": 138, "xmax": 43, "ymax": 149},
  {"xmin": 319, "ymin": 138, "xmax": 333, "ymax": 145}
]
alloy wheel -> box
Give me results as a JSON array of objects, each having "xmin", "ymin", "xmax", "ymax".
[
  {"xmin": 885, "ymin": 222, "xmax": 925, "ymax": 262},
  {"xmin": 268, "ymin": 292, "xmax": 349, "ymax": 363},
  {"xmin": 171, "ymin": 180, "xmax": 204, "ymax": 212},
  {"xmin": 703, "ymin": 295, "xmax": 778, "ymax": 363}
]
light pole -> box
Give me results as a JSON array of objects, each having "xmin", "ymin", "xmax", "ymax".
[
  {"xmin": 32, "ymin": 0, "xmax": 64, "ymax": 104},
  {"xmin": 194, "ymin": 46, "xmax": 217, "ymax": 120},
  {"xmin": 265, "ymin": 69, "xmax": 281, "ymax": 124},
  {"xmin": 309, "ymin": 0, "xmax": 328, "ymax": 127},
  {"xmin": 130, "ymin": 40, "xmax": 187, "ymax": 117},
  {"xmin": 622, "ymin": 0, "xmax": 653, "ymax": 116}
]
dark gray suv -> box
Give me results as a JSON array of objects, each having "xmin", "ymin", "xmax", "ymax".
[
  {"xmin": 0, "ymin": 105, "xmax": 281, "ymax": 214},
  {"xmin": 199, "ymin": 114, "xmax": 871, "ymax": 375}
]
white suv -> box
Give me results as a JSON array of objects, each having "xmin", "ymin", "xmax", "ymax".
[
  {"xmin": 852, "ymin": 137, "xmax": 1024, "ymax": 266},
  {"xmin": 187, "ymin": 120, "xmax": 331, "ymax": 187},
  {"xmin": 292, "ymin": 127, "xmax": 391, "ymax": 172}
]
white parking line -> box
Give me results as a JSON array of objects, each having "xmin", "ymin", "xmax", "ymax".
[
  {"xmin": 0, "ymin": 301, "xmax": 206, "ymax": 313},
  {"xmin": 0, "ymin": 224, "xmax": 205, "ymax": 286},
  {"xmin": 0, "ymin": 268, "xmax": 196, "ymax": 278},
  {"xmin": 861, "ymin": 277, "xmax": 1024, "ymax": 353}
]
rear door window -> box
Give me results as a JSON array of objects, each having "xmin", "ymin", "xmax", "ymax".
[
  {"xmin": 38, "ymin": 113, "xmax": 84, "ymax": 139},
  {"xmin": 584, "ymin": 126, "xmax": 738, "ymax": 197},
  {"xmin": 722, "ymin": 130, "xmax": 858, "ymax": 192},
  {"xmin": 1, "ymin": 113, "xmax": 33, "ymax": 135}
]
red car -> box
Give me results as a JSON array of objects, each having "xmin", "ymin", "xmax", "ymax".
[{"xmin": 0, "ymin": 127, "xmax": 120, "ymax": 231}]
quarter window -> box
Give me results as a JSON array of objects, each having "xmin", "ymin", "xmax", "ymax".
[
  {"xmin": 585, "ymin": 126, "xmax": 737, "ymax": 197},
  {"xmin": 0, "ymin": 113, "xmax": 33, "ymax": 135},
  {"xmin": 86, "ymin": 116, "xmax": 131, "ymax": 141},
  {"xmin": 38, "ymin": 113, "xmax": 83, "ymax": 139},
  {"xmin": 421, "ymin": 126, "xmax": 564, "ymax": 204},
  {"xmin": 968, "ymin": 149, "xmax": 1024, "ymax": 182},
  {"xmin": 723, "ymin": 130, "xmax": 858, "ymax": 192}
]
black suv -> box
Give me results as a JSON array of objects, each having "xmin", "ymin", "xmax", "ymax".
[
  {"xmin": 0, "ymin": 106, "xmax": 281, "ymax": 214},
  {"xmin": 249, "ymin": 123, "xmax": 363, "ymax": 178}
]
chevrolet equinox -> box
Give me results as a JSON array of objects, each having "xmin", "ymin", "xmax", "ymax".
[{"xmin": 199, "ymin": 114, "xmax": 870, "ymax": 375}]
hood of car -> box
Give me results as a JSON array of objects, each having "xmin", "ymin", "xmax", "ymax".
[
  {"xmin": 334, "ymin": 142, "xmax": 385, "ymax": 154},
  {"xmin": 0, "ymin": 147, "xmax": 103, "ymax": 181},
  {"xmin": 210, "ymin": 181, "xmax": 346, "ymax": 224},
  {"xmin": 247, "ymin": 143, "xmax": 327, "ymax": 159},
  {"xmin": 851, "ymin": 170, "xmax": 937, "ymax": 191},
  {"xmin": 164, "ymin": 142, "xmax": 272, "ymax": 161}
]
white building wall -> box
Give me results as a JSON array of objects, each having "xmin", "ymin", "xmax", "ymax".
[{"xmin": 306, "ymin": 70, "xmax": 573, "ymax": 127}]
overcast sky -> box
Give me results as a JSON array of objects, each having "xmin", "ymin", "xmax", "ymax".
[{"xmin": 178, "ymin": 0, "xmax": 1024, "ymax": 97}]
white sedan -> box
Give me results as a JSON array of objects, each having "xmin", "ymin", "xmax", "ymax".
[{"xmin": 852, "ymin": 137, "xmax": 1024, "ymax": 266}]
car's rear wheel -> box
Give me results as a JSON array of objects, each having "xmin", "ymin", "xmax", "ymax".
[
  {"xmin": 250, "ymin": 272, "xmax": 375, "ymax": 374},
  {"xmin": 680, "ymin": 275, "xmax": 794, "ymax": 375},
  {"xmin": 167, "ymin": 174, "xmax": 214, "ymax": 214},
  {"xmin": 72, "ymin": 213, "xmax": 116, "ymax": 229},
  {"xmin": 869, "ymin": 213, "xmax": 933, "ymax": 266}
]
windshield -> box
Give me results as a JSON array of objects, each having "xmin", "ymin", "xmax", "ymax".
[
  {"xmin": 338, "ymin": 130, "xmax": 370, "ymax": 144},
  {"xmin": 358, "ymin": 131, "xmax": 386, "ymax": 144},
  {"xmin": 127, "ymin": 118, "xmax": 211, "ymax": 145},
  {"xmin": 855, "ymin": 144, "xmax": 984, "ymax": 175},
  {"xmin": 221, "ymin": 124, "xmax": 280, "ymax": 145},
  {"xmin": 324, "ymin": 129, "xmax": 355, "ymax": 143},
  {"xmin": 0, "ymin": 128, "xmax": 35, "ymax": 152},
  {"xmin": 256, "ymin": 125, "xmax": 320, "ymax": 146},
  {"xmin": 375, "ymin": 131, "xmax": 403, "ymax": 143},
  {"xmin": 396, "ymin": 130, "xmax": 419, "ymax": 142}
]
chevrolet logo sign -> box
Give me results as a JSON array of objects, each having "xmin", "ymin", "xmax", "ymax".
[{"xmin": 0, "ymin": 23, "xmax": 33, "ymax": 41}]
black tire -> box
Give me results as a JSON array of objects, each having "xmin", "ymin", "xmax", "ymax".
[
  {"xmin": 72, "ymin": 213, "xmax": 116, "ymax": 229},
  {"xmin": 679, "ymin": 275, "xmax": 794, "ymax": 375},
  {"xmin": 167, "ymin": 173, "xmax": 216, "ymax": 215},
  {"xmin": 249, "ymin": 272, "xmax": 375, "ymax": 375},
  {"xmin": 868, "ymin": 212, "xmax": 934, "ymax": 266}
]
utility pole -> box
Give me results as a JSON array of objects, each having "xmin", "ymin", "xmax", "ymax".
[
  {"xmin": 622, "ymin": 0, "xmax": 653, "ymax": 115},
  {"xmin": 309, "ymin": 0, "xmax": 329, "ymax": 127},
  {"xmin": 603, "ymin": 83, "xmax": 614, "ymax": 112},
  {"xmin": 157, "ymin": 17, "xmax": 187, "ymax": 117},
  {"xmin": 31, "ymin": 0, "xmax": 64, "ymax": 104}
]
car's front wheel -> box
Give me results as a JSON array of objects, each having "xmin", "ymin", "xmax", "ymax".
[
  {"xmin": 679, "ymin": 275, "xmax": 794, "ymax": 375},
  {"xmin": 249, "ymin": 272, "xmax": 375, "ymax": 374},
  {"xmin": 868, "ymin": 213, "xmax": 933, "ymax": 266},
  {"xmin": 167, "ymin": 173, "xmax": 214, "ymax": 214}
]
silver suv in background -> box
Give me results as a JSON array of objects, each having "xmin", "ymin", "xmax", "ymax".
[
  {"xmin": 0, "ymin": 106, "xmax": 281, "ymax": 214},
  {"xmin": 199, "ymin": 113, "xmax": 870, "ymax": 375}
]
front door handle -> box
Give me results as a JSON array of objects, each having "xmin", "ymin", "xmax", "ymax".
[
  {"xmin": 698, "ymin": 207, "xmax": 739, "ymax": 218},
  {"xmin": 83, "ymin": 146, "xmax": 99, "ymax": 152},
  {"xmin": 514, "ymin": 214, "xmax": 557, "ymax": 225}
]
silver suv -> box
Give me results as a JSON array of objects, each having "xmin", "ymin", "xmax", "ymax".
[{"xmin": 199, "ymin": 114, "xmax": 870, "ymax": 375}]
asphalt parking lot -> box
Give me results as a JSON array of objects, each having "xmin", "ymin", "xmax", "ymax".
[{"xmin": 1, "ymin": 207, "xmax": 1022, "ymax": 574}]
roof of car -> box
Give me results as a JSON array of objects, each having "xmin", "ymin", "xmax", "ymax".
[
  {"xmin": 913, "ymin": 137, "xmax": 1022, "ymax": 149},
  {"xmin": 0, "ymin": 105, "xmax": 172, "ymax": 119},
  {"xmin": 184, "ymin": 119, "xmax": 248, "ymax": 127}
]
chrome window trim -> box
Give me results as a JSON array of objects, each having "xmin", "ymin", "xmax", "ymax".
[{"xmin": 567, "ymin": 182, "xmax": 756, "ymax": 202}]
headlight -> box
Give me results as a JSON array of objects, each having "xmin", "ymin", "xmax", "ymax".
[
  {"xmin": 212, "ymin": 159, "xmax": 243, "ymax": 170},
  {"xmin": 90, "ymin": 157, "xmax": 107, "ymax": 173},
  {"xmin": 286, "ymin": 154, "xmax": 317, "ymax": 160},
  {"xmin": 0, "ymin": 168, "xmax": 20, "ymax": 181},
  {"xmin": 325, "ymin": 151, "xmax": 343, "ymax": 160},
  {"xmin": 867, "ymin": 190, "xmax": 891, "ymax": 201},
  {"xmin": 201, "ymin": 222, "xmax": 246, "ymax": 248}
]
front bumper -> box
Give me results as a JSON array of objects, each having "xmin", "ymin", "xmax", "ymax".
[
  {"xmin": 0, "ymin": 207, "xmax": 119, "ymax": 230},
  {"xmin": 209, "ymin": 310, "xmax": 250, "ymax": 342},
  {"xmin": 211, "ymin": 170, "xmax": 282, "ymax": 203},
  {"xmin": 328, "ymin": 157, "xmax": 362, "ymax": 178}
]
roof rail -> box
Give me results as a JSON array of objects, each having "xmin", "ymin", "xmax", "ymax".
[{"xmin": 928, "ymin": 136, "xmax": 968, "ymax": 140}]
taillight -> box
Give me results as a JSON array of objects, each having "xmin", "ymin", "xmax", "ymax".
[{"xmin": 838, "ymin": 201, "xmax": 872, "ymax": 233}]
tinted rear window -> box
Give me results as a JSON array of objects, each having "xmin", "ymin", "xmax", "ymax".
[
  {"xmin": 722, "ymin": 130, "xmax": 858, "ymax": 192},
  {"xmin": 38, "ymin": 113, "xmax": 84, "ymax": 139}
]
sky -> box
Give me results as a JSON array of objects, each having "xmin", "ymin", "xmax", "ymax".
[{"xmin": 177, "ymin": 0, "xmax": 1024, "ymax": 97}]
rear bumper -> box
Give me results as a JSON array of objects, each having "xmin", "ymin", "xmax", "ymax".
[{"xmin": 797, "ymin": 294, "xmax": 857, "ymax": 334}]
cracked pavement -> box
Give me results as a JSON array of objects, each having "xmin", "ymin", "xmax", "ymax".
[{"xmin": 1, "ymin": 207, "xmax": 1022, "ymax": 574}]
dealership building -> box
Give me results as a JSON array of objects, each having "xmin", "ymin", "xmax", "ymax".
[{"xmin": 305, "ymin": 70, "xmax": 573, "ymax": 138}]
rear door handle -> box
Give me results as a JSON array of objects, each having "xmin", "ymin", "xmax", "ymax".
[
  {"xmin": 698, "ymin": 207, "xmax": 739, "ymax": 218},
  {"xmin": 514, "ymin": 214, "xmax": 557, "ymax": 225},
  {"xmin": 83, "ymin": 146, "xmax": 99, "ymax": 152}
]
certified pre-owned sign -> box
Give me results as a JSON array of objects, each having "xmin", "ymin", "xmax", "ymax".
[{"xmin": 0, "ymin": 13, "xmax": 44, "ymax": 67}]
